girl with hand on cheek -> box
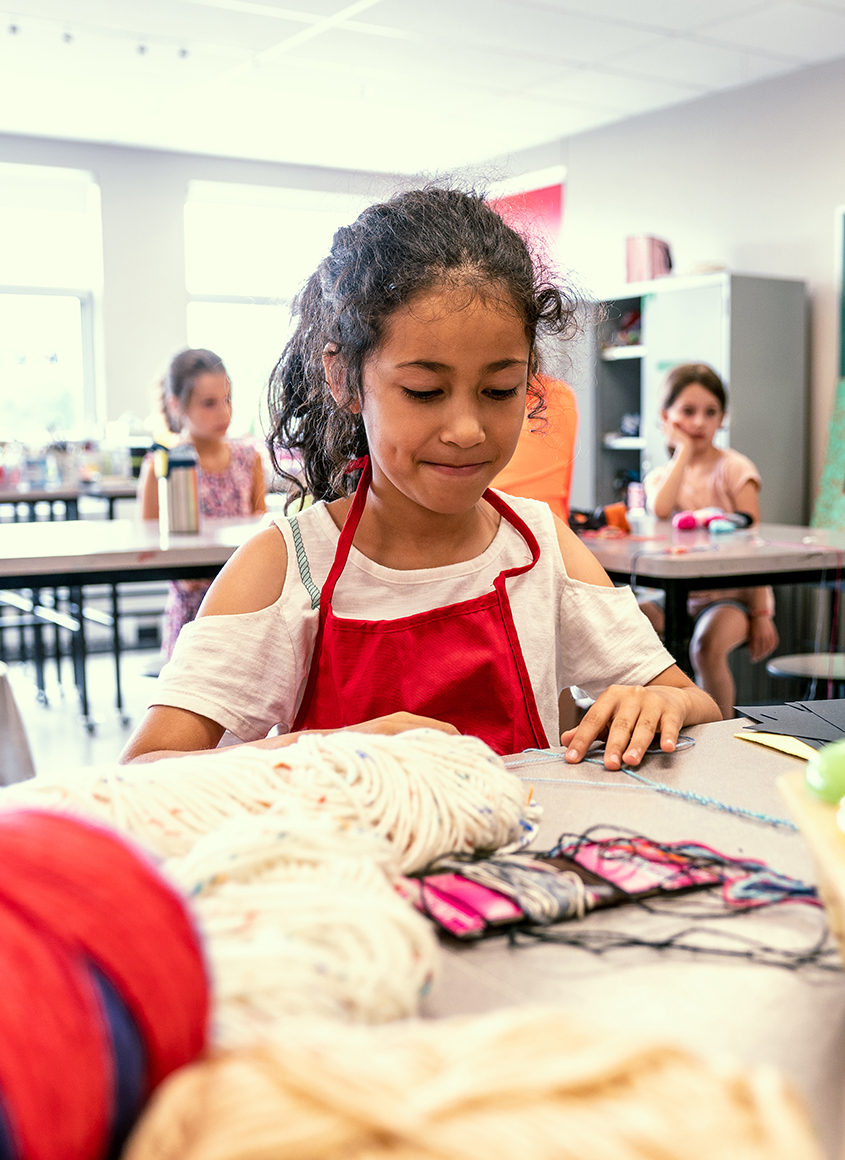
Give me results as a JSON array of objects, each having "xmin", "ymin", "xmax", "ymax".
[
  {"xmin": 644, "ymin": 363, "xmax": 778, "ymax": 719},
  {"xmin": 121, "ymin": 189, "xmax": 718, "ymax": 768}
]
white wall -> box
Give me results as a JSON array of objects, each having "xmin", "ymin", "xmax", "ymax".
[
  {"xmin": 0, "ymin": 132, "xmax": 399, "ymax": 425},
  {"xmin": 498, "ymin": 55, "xmax": 845, "ymax": 511}
]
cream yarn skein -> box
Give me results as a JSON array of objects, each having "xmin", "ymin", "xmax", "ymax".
[
  {"xmin": 2, "ymin": 729, "xmax": 538, "ymax": 870},
  {"xmin": 169, "ymin": 811, "xmax": 438, "ymax": 1038}
]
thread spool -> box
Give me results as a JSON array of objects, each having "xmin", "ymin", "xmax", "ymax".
[{"xmin": 0, "ymin": 809, "xmax": 209, "ymax": 1160}]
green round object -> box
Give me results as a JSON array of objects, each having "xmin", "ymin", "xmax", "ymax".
[{"xmin": 805, "ymin": 739, "xmax": 845, "ymax": 803}]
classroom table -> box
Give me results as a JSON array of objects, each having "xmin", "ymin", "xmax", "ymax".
[
  {"xmin": 0, "ymin": 478, "xmax": 139, "ymax": 521},
  {"xmin": 0, "ymin": 515, "xmax": 269, "ymax": 726},
  {"xmin": 582, "ymin": 522, "xmax": 845, "ymax": 673},
  {"xmin": 423, "ymin": 719, "xmax": 845, "ymax": 1157}
]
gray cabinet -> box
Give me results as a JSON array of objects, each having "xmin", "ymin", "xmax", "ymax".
[{"xmin": 569, "ymin": 272, "xmax": 807, "ymax": 523}]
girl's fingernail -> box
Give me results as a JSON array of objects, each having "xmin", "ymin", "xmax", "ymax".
[{"xmin": 566, "ymin": 748, "xmax": 579, "ymax": 761}]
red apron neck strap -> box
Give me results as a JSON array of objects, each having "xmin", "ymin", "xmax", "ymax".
[
  {"xmin": 483, "ymin": 488, "xmax": 541, "ymax": 577},
  {"xmin": 321, "ymin": 455, "xmax": 372, "ymax": 606}
]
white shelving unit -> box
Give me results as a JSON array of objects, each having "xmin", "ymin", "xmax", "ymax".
[{"xmin": 569, "ymin": 272, "xmax": 808, "ymax": 524}]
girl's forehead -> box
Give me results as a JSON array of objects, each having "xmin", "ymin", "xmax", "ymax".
[
  {"xmin": 377, "ymin": 286, "xmax": 528, "ymax": 354},
  {"xmin": 672, "ymin": 383, "xmax": 723, "ymax": 408},
  {"xmin": 192, "ymin": 371, "xmax": 230, "ymax": 395}
]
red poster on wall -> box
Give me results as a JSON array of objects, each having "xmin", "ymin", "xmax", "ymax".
[{"xmin": 490, "ymin": 183, "xmax": 564, "ymax": 246}]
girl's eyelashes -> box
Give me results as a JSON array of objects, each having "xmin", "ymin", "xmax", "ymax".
[
  {"xmin": 400, "ymin": 386, "xmax": 521, "ymax": 402},
  {"xmin": 401, "ymin": 387, "xmax": 441, "ymax": 402}
]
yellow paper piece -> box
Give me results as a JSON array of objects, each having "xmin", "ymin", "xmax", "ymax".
[{"xmin": 735, "ymin": 731, "xmax": 817, "ymax": 761}]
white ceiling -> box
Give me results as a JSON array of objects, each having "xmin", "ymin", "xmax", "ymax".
[{"xmin": 0, "ymin": 0, "xmax": 844, "ymax": 175}]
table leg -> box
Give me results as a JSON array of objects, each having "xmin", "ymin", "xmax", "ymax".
[
  {"xmin": 30, "ymin": 589, "xmax": 47, "ymax": 705},
  {"xmin": 69, "ymin": 585, "xmax": 94, "ymax": 732},
  {"xmin": 664, "ymin": 582, "xmax": 694, "ymax": 676},
  {"xmin": 111, "ymin": 584, "xmax": 129, "ymax": 724}
]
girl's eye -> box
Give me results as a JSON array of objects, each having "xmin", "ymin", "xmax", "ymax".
[
  {"xmin": 401, "ymin": 388, "xmax": 441, "ymax": 402},
  {"xmin": 486, "ymin": 387, "xmax": 519, "ymax": 401}
]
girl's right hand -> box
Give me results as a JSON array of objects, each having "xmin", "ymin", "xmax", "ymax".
[
  {"xmin": 252, "ymin": 712, "xmax": 461, "ymax": 750},
  {"xmin": 663, "ymin": 417, "xmax": 694, "ymax": 455}
]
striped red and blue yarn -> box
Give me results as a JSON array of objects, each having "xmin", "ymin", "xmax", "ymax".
[{"xmin": 0, "ymin": 809, "xmax": 210, "ymax": 1160}]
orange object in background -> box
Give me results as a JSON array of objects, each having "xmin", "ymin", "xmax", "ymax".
[{"xmin": 492, "ymin": 376, "xmax": 578, "ymax": 523}]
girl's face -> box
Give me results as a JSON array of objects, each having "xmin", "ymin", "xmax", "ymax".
[
  {"xmin": 339, "ymin": 287, "xmax": 530, "ymax": 516},
  {"xmin": 662, "ymin": 382, "xmax": 724, "ymax": 449},
  {"xmin": 176, "ymin": 371, "xmax": 232, "ymax": 442}
]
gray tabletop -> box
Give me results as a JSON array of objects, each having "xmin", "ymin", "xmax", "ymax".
[
  {"xmin": 423, "ymin": 719, "xmax": 845, "ymax": 1157},
  {"xmin": 584, "ymin": 521, "xmax": 845, "ymax": 581}
]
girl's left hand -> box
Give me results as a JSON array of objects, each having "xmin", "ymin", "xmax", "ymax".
[
  {"xmin": 748, "ymin": 614, "xmax": 779, "ymax": 663},
  {"xmin": 560, "ymin": 683, "xmax": 692, "ymax": 770}
]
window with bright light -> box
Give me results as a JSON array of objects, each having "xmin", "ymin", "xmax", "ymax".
[
  {"xmin": 0, "ymin": 163, "xmax": 102, "ymax": 441},
  {"xmin": 184, "ymin": 181, "xmax": 370, "ymax": 437}
]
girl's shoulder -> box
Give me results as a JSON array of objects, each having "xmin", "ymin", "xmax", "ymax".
[
  {"xmin": 715, "ymin": 447, "xmax": 761, "ymax": 485},
  {"xmin": 227, "ymin": 437, "xmax": 261, "ymax": 467}
]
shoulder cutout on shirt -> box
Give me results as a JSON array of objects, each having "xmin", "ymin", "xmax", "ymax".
[{"xmin": 198, "ymin": 524, "xmax": 288, "ymax": 617}]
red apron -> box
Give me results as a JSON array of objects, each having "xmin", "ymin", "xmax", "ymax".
[{"xmin": 292, "ymin": 459, "xmax": 549, "ymax": 756}]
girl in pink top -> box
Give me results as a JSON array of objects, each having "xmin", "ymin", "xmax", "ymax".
[{"xmin": 644, "ymin": 363, "xmax": 778, "ymax": 718}]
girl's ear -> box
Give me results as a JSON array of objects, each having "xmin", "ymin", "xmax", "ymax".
[{"xmin": 323, "ymin": 344, "xmax": 361, "ymax": 414}]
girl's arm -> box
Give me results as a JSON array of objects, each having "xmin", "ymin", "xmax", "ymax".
[
  {"xmin": 250, "ymin": 450, "xmax": 268, "ymax": 514},
  {"xmin": 554, "ymin": 517, "xmax": 720, "ymax": 769},
  {"xmin": 650, "ymin": 421, "xmax": 695, "ymax": 518},
  {"xmin": 138, "ymin": 455, "xmax": 159, "ymax": 520}
]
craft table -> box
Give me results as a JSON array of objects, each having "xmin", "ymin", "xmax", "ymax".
[
  {"xmin": 0, "ymin": 515, "xmax": 269, "ymax": 726},
  {"xmin": 582, "ymin": 522, "xmax": 845, "ymax": 673},
  {"xmin": 424, "ymin": 719, "xmax": 845, "ymax": 1158}
]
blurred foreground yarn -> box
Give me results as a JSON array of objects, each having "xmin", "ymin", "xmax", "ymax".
[
  {"xmin": 125, "ymin": 1005, "xmax": 821, "ymax": 1160},
  {"xmin": 0, "ymin": 809, "xmax": 208, "ymax": 1160}
]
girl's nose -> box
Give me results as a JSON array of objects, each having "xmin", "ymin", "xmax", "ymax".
[{"xmin": 441, "ymin": 403, "xmax": 485, "ymax": 446}]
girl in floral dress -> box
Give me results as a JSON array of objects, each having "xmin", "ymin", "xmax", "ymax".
[{"xmin": 138, "ymin": 348, "xmax": 266, "ymax": 656}]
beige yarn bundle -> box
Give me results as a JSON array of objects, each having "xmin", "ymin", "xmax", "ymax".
[
  {"xmin": 125, "ymin": 1005, "xmax": 822, "ymax": 1160},
  {"xmin": 169, "ymin": 811, "xmax": 438, "ymax": 1038},
  {"xmin": 1, "ymin": 729, "xmax": 537, "ymax": 869}
]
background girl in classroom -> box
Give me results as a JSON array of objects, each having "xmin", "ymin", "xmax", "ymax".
[
  {"xmin": 122, "ymin": 189, "xmax": 719, "ymax": 768},
  {"xmin": 138, "ymin": 348, "xmax": 267, "ymax": 656},
  {"xmin": 644, "ymin": 363, "xmax": 778, "ymax": 719}
]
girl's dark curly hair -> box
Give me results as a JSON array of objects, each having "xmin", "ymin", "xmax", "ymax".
[{"xmin": 267, "ymin": 186, "xmax": 578, "ymax": 503}]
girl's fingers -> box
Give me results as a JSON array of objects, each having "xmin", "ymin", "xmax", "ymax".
[
  {"xmin": 563, "ymin": 687, "xmax": 687, "ymax": 769},
  {"xmin": 563, "ymin": 692, "xmax": 620, "ymax": 763}
]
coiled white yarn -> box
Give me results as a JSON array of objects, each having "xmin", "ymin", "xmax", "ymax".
[
  {"xmin": 124, "ymin": 1005, "xmax": 823, "ymax": 1160},
  {"xmin": 167, "ymin": 811, "xmax": 438, "ymax": 1039},
  {"xmin": 1, "ymin": 729, "xmax": 538, "ymax": 871},
  {"xmin": 3, "ymin": 731, "xmax": 535, "ymax": 1037}
]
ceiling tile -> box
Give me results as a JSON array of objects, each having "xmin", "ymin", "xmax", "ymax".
[
  {"xmin": 289, "ymin": 25, "xmax": 548, "ymax": 91},
  {"xmin": 616, "ymin": 32, "xmax": 800, "ymax": 89},
  {"xmin": 372, "ymin": 0, "xmax": 659, "ymax": 65},
  {"xmin": 523, "ymin": 0, "xmax": 776, "ymax": 34},
  {"xmin": 705, "ymin": 0, "xmax": 845, "ymax": 60},
  {"xmin": 530, "ymin": 66, "xmax": 705, "ymax": 111}
]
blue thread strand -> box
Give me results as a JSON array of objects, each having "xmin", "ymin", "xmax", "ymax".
[{"xmin": 616, "ymin": 765, "xmax": 798, "ymax": 831}]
